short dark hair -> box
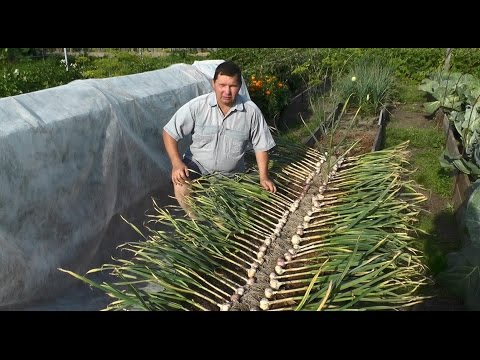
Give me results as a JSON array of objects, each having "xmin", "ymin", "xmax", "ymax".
[{"xmin": 213, "ymin": 61, "xmax": 242, "ymax": 86}]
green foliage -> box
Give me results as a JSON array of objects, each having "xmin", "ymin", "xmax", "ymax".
[
  {"xmin": 276, "ymin": 110, "xmax": 325, "ymax": 145},
  {"xmin": 210, "ymin": 48, "xmax": 310, "ymax": 93},
  {"xmin": 366, "ymin": 48, "xmax": 480, "ymax": 82},
  {"xmin": 211, "ymin": 48, "xmax": 480, "ymax": 92},
  {"xmin": 80, "ymin": 50, "xmax": 196, "ymax": 78},
  {"xmin": 245, "ymin": 73, "xmax": 290, "ymax": 125},
  {"xmin": 465, "ymin": 181, "xmax": 480, "ymax": 246},
  {"xmin": 414, "ymin": 151, "xmax": 454, "ymax": 197},
  {"xmin": 0, "ymin": 50, "xmax": 208, "ymax": 98},
  {"xmin": 210, "ymin": 49, "xmax": 415, "ymax": 86},
  {"xmin": 386, "ymin": 126, "xmax": 444, "ymax": 149},
  {"xmin": 0, "ymin": 48, "xmax": 39, "ymax": 62},
  {"xmin": 335, "ymin": 57, "xmax": 395, "ymax": 115},
  {"xmin": 211, "ymin": 48, "xmax": 371, "ymax": 92},
  {"xmin": 385, "ymin": 122, "xmax": 457, "ymax": 279},
  {"xmin": 385, "ymin": 126, "xmax": 453, "ymax": 197},
  {"xmin": 415, "ymin": 206, "xmax": 459, "ymax": 274},
  {"xmin": 396, "ymin": 81, "xmax": 426, "ymax": 104},
  {"xmin": 437, "ymin": 246, "xmax": 480, "ymax": 310},
  {"xmin": 449, "ymin": 48, "xmax": 480, "ymax": 79},
  {"xmin": 4, "ymin": 47, "xmax": 480, "ymax": 115},
  {"xmin": 439, "ymin": 149, "xmax": 480, "ymax": 177},
  {"xmin": 210, "ymin": 48, "xmax": 478, "ymax": 121},
  {"xmin": 0, "ymin": 56, "xmax": 84, "ymax": 97},
  {"xmin": 418, "ymin": 71, "xmax": 466, "ymax": 114},
  {"xmin": 419, "ymin": 70, "xmax": 480, "ymax": 175},
  {"xmin": 379, "ymin": 48, "xmax": 445, "ymax": 82},
  {"xmin": 436, "ymin": 182, "xmax": 480, "ymax": 310}
]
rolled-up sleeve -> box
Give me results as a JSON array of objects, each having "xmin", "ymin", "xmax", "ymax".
[
  {"xmin": 163, "ymin": 102, "xmax": 195, "ymax": 141},
  {"xmin": 250, "ymin": 110, "xmax": 276, "ymax": 152}
]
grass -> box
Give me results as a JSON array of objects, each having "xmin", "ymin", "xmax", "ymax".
[
  {"xmin": 415, "ymin": 205, "xmax": 460, "ymax": 274},
  {"xmin": 413, "ymin": 153, "xmax": 453, "ymax": 198},
  {"xmin": 394, "ymin": 81, "xmax": 425, "ymax": 104},
  {"xmin": 384, "ymin": 118, "xmax": 459, "ymax": 276},
  {"xmin": 385, "ymin": 126, "xmax": 453, "ymax": 197}
]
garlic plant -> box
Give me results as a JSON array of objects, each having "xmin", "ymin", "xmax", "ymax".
[
  {"xmin": 260, "ymin": 143, "xmax": 430, "ymax": 311},
  {"xmin": 61, "ymin": 141, "xmax": 431, "ymax": 311}
]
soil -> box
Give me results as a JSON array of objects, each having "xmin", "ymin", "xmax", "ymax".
[
  {"xmin": 231, "ymin": 166, "xmax": 331, "ymax": 311},
  {"xmin": 329, "ymin": 114, "xmax": 379, "ymax": 157}
]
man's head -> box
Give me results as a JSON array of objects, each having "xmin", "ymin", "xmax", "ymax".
[{"xmin": 213, "ymin": 61, "xmax": 242, "ymax": 108}]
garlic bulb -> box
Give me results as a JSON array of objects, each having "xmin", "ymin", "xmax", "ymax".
[
  {"xmin": 291, "ymin": 234, "xmax": 301, "ymax": 245},
  {"xmin": 218, "ymin": 303, "xmax": 231, "ymax": 311},
  {"xmin": 259, "ymin": 298, "xmax": 270, "ymax": 310}
]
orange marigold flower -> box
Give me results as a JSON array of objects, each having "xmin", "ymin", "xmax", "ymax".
[
  {"xmin": 265, "ymin": 90, "xmax": 271, "ymax": 96},
  {"xmin": 278, "ymin": 83, "xmax": 283, "ymax": 88}
]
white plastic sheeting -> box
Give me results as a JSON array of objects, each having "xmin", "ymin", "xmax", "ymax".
[{"xmin": 0, "ymin": 60, "xmax": 230, "ymax": 307}]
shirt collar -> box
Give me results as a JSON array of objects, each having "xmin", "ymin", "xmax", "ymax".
[{"xmin": 207, "ymin": 92, "xmax": 245, "ymax": 112}]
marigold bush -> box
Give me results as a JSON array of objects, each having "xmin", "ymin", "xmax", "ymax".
[{"xmin": 246, "ymin": 73, "xmax": 290, "ymax": 126}]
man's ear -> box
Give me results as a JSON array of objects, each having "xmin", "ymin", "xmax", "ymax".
[{"xmin": 211, "ymin": 79, "xmax": 215, "ymax": 88}]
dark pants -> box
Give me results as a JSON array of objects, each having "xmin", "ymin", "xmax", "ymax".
[{"xmin": 183, "ymin": 158, "xmax": 202, "ymax": 181}]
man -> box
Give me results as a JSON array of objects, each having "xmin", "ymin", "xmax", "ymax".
[{"xmin": 163, "ymin": 60, "xmax": 277, "ymax": 217}]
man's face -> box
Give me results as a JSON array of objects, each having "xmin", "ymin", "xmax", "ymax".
[{"xmin": 213, "ymin": 74, "xmax": 241, "ymax": 108}]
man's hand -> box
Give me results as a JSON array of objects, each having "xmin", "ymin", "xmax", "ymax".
[
  {"xmin": 172, "ymin": 160, "xmax": 190, "ymax": 186},
  {"xmin": 260, "ymin": 177, "xmax": 277, "ymax": 193},
  {"xmin": 255, "ymin": 151, "xmax": 276, "ymax": 193}
]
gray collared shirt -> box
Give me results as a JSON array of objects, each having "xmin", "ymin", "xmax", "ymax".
[{"xmin": 164, "ymin": 92, "xmax": 275, "ymax": 176}]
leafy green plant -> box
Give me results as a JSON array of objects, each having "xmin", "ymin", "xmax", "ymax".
[
  {"xmin": 420, "ymin": 70, "xmax": 480, "ymax": 178},
  {"xmin": 437, "ymin": 181, "xmax": 480, "ymax": 310},
  {"xmin": 418, "ymin": 71, "xmax": 465, "ymax": 114},
  {"xmin": 0, "ymin": 56, "xmax": 84, "ymax": 97}
]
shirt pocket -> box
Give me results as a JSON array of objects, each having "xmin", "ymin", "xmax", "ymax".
[
  {"xmin": 225, "ymin": 129, "xmax": 249, "ymax": 157},
  {"xmin": 192, "ymin": 125, "xmax": 218, "ymax": 149}
]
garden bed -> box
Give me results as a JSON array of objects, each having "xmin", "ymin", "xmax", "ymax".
[
  {"xmin": 304, "ymin": 104, "xmax": 388, "ymax": 155},
  {"xmin": 57, "ymin": 103, "xmax": 431, "ymax": 311}
]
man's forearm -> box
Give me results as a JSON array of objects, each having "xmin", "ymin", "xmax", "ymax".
[
  {"xmin": 255, "ymin": 151, "xmax": 270, "ymax": 179},
  {"xmin": 163, "ymin": 130, "xmax": 183, "ymax": 165}
]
